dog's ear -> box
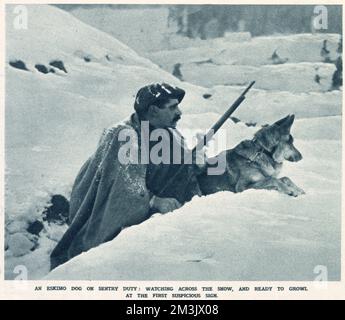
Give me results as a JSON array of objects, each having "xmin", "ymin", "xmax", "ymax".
[
  {"xmin": 274, "ymin": 115, "xmax": 291, "ymax": 127},
  {"xmin": 254, "ymin": 125, "xmax": 280, "ymax": 151},
  {"xmin": 278, "ymin": 114, "xmax": 295, "ymax": 134}
]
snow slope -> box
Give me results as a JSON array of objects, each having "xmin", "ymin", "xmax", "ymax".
[
  {"xmin": 5, "ymin": 4, "xmax": 210, "ymax": 220},
  {"xmin": 4, "ymin": 4, "xmax": 213, "ymax": 279},
  {"xmin": 47, "ymin": 116, "xmax": 341, "ymax": 280}
]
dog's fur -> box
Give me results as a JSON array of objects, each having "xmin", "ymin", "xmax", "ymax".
[{"xmin": 198, "ymin": 114, "xmax": 305, "ymax": 197}]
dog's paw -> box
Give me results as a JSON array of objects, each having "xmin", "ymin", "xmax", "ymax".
[
  {"xmin": 294, "ymin": 186, "xmax": 305, "ymax": 196},
  {"xmin": 287, "ymin": 187, "xmax": 305, "ymax": 197},
  {"xmin": 280, "ymin": 177, "xmax": 305, "ymax": 197},
  {"xmin": 298, "ymin": 188, "xmax": 306, "ymax": 195}
]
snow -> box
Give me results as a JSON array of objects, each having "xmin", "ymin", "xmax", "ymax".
[
  {"xmin": 68, "ymin": 6, "xmax": 171, "ymax": 53},
  {"xmin": 6, "ymin": 6, "xmax": 156, "ymax": 69},
  {"xmin": 46, "ymin": 115, "xmax": 341, "ymax": 280},
  {"xmin": 6, "ymin": 223, "xmax": 68, "ymax": 280},
  {"xmin": 5, "ymin": 4, "xmax": 211, "ymax": 220},
  {"xmin": 179, "ymin": 62, "xmax": 336, "ymax": 92},
  {"xmin": 67, "ymin": 7, "xmax": 252, "ymax": 53},
  {"xmin": 5, "ymin": 5, "xmax": 342, "ymax": 281},
  {"xmin": 7, "ymin": 233, "xmax": 36, "ymax": 257},
  {"xmin": 4, "ymin": 4, "xmax": 226, "ymax": 279},
  {"xmin": 148, "ymin": 33, "xmax": 340, "ymax": 69},
  {"xmin": 147, "ymin": 33, "xmax": 341, "ymax": 92},
  {"xmin": 182, "ymin": 87, "xmax": 342, "ymax": 124},
  {"xmin": 163, "ymin": 32, "xmax": 253, "ymax": 51}
]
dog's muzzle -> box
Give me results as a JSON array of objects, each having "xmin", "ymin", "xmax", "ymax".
[{"xmin": 288, "ymin": 151, "xmax": 302, "ymax": 162}]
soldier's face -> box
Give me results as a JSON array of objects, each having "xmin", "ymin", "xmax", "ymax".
[{"xmin": 151, "ymin": 98, "xmax": 182, "ymax": 128}]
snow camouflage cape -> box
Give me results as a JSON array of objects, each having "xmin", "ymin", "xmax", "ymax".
[{"xmin": 50, "ymin": 113, "xmax": 201, "ymax": 270}]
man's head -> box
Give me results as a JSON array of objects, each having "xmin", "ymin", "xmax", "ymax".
[{"xmin": 134, "ymin": 83, "xmax": 185, "ymax": 128}]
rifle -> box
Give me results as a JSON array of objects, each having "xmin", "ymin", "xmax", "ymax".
[
  {"xmin": 192, "ymin": 80, "xmax": 255, "ymax": 153},
  {"xmin": 157, "ymin": 81, "xmax": 256, "ymax": 203}
]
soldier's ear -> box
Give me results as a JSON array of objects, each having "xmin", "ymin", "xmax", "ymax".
[{"xmin": 148, "ymin": 104, "xmax": 159, "ymax": 116}]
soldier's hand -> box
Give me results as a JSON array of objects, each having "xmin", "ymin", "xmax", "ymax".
[
  {"xmin": 194, "ymin": 148, "xmax": 207, "ymax": 172},
  {"xmin": 150, "ymin": 196, "xmax": 182, "ymax": 214},
  {"xmin": 191, "ymin": 148, "xmax": 208, "ymax": 175}
]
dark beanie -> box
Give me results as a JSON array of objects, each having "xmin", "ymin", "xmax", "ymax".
[{"xmin": 134, "ymin": 83, "xmax": 185, "ymax": 114}]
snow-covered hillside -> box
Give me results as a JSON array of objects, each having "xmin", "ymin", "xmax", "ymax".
[
  {"xmin": 5, "ymin": 4, "xmax": 210, "ymax": 221},
  {"xmin": 4, "ymin": 4, "xmax": 210, "ymax": 279},
  {"xmin": 5, "ymin": 5, "xmax": 342, "ymax": 280}
]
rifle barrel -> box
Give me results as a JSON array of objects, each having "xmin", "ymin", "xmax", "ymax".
[
  {"xmin": 241, "ymin": 80, "xmax": 256, "ymax": 96},
  {"xmin": 193, "ymin": 81, "xmax": 255, "ymax": 151}
]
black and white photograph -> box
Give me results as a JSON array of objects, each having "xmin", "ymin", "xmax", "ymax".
[{"xmin": 1, "ymin": 0, "xmax": 344, "ymax": 299}]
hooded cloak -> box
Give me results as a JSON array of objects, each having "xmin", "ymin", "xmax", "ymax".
[{"xmin": 50, "ymin": 113, "xmax": 202, "ymax": 270}]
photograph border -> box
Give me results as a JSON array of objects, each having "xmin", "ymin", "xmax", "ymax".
[{"xmin": 0, "ymin": 0, "xmax": 344, "ymax": 300}]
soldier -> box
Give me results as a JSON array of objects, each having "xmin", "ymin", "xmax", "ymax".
[
  {"xmin": 321, "ymin": 39, "xmax": 331, "ymax": 63},
  {"xmin": 50, "ymin": 83, "xmax": 206, "ymax": 270}
]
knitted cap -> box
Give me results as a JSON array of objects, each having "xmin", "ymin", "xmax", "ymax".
[{"xmin": 134, "ymin": 83, "xmax": 185, "ymax": 114}]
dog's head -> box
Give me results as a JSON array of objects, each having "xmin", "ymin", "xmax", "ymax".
[{"xmin": 254, "ymin": 114, "xmax": 302, "ymax": 163}]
